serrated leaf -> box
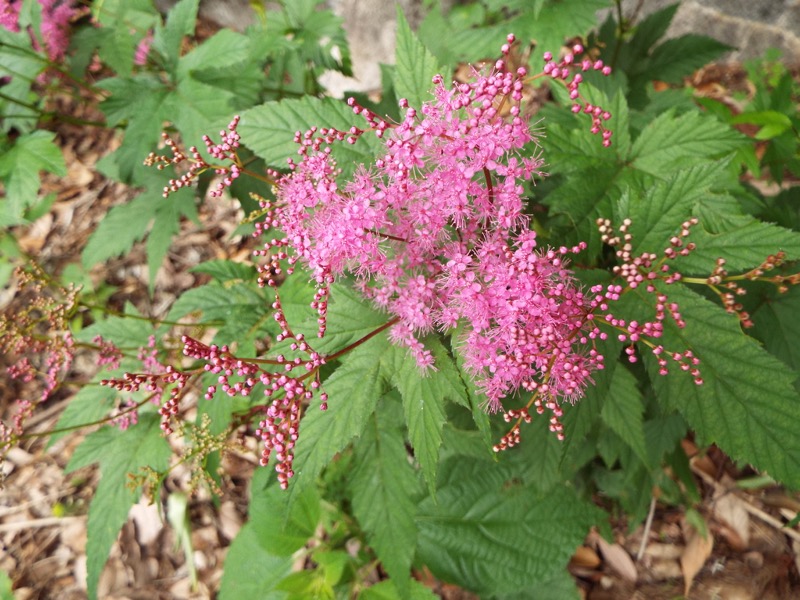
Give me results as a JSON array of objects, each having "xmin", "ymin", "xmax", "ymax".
[
  {"xmin": 218, "ymin": 526, "xmax": 292, "ymax": 600},
  {"xmin": 167, "ymin": 282, "xmax": 267, "ymax": 322},
  {"xmin": 504, "ymin": 414, "xmax": 564, "ymax": 494},
  {"xmin": 48, "ymin": 385, "xmax": 119, "ymax": 446},
  {"xmin": 600, "ymin": 367, "xmax": 648, "ymax": 465},
  {"xmin": 75, "ymin": 307, "xmax": 153, "ymax": 348},
  {"xmin": 248, "ymin": 468, "xmax": 321, "ymax": 556},
  {"xmin": 393, "ymin": 8, "xmax": 440, "ymax": 109},
  {"xmin": 627, "ymin": 3, "xmax": 679, "ymax": 57},
  {"xmin": 240, "ymin": 97, "xmax": 382, "ymax": 178},
  {"xmin": 360, "ymin": 580, "xmax": 438, "ymax": 600},
  {"xmin": 151, "ymin": 0, "xmax": 198, "ymax": 72},
  {"xmin": 543, "ymin": 88, "xmax": 631, "ymax": 170},
  {"xmin": 647, "ymin": 35, "xmax": 731, "ymax": 83},
  {"xmin": 65, "ymin": 415, "xmax": 170, "ymax": 600},
  {"xmin": 290, "ymin": 337, "xmax": 391, "ymax": 494},
  {"xmin": 166, "ymin": 281, "xmax": 272, "ymax": 351},
  {"xmin": 641, "ymin": 285, "xmax": 800, "ymax": 488},
  {"xmin": 177, "ymin": 29, "xmax": 250, "ymax": 74},
  {"xmin": 679, "ymin": 195, "xmax": 800, "ymax": 273},
  {"xmin": 752, "ymin": 286, "xmax": 800, "ymax": 373},
  {"xmin": 416, "ymin": 459, "xmax": 604, "ymax": 595},
  {"xmin": 495, "ymin": 569, "xmax": 581, "ymax": 600},
  {"xmin": 625, "ymin": 160, "xmax": 729, "ymax": 256},
  {"xmin": 189, "ymin": 260, "xmax": 257, "ymax": 283},
  {"xmin": 517, "ymin": 0, "xmax": 610, "ymax": 61},
  {"xmin": 168, "ymin": 77, "xmax": 237, "ymax": 155},
  {"xmin": 644, "ymin": 412, "xmax": 687, "ymax": 466},
  {"xmin": 296, "ymin": 282, "xmax": 390, "ymax": 355},
  {"xmin": 0, "ymin": 28, "xmax": 43, "ymax": 132},
  {"xmin": 81, "ymin": 192, "xmax": 154, "ymax": 268},
  {"xmin": 387, "ymin": 338, "xmax": 468, "ymax": 492},
  {"xmin": 630, "ymin": 110, "xmax": 746, "ymax": 175},
  {"xmin": 560, "ymin": 335, "xmax": 618, "ymax": 463},
  {"xmin": 97, "ymin": 76, "xmax": 171, "ymax": 182},
  {"xmin": 0, "ymin": 131, "xmax": 65, "ymax": 225},
  {"xmin": 350, "ymin": 398, "xmax": 419, "ymax": 591},
  {"xmin": 221, "ymin": 465, "xmax": 318, "ymax": 599}
]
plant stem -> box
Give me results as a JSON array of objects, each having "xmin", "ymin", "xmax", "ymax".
[{"xmin": 325, "ymin": 317, "xmax": 400, "ymax": 362}]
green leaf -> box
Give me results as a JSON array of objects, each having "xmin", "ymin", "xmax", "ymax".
[
  {"xmin": 681, "ymin": 195, "xmax": 800, "ymax": 273},
  {"xmin": 642, "ymin": 285, "xmax": 800, "ymax": 488},
  {"xmin": 189, "ymin": 260, "xmax": 257, "ymax": 283},
  {"xmin": 218, "ymin": 526, "xmax": 292, "ymax": 600},
  {"xmin": 630, "ymin": 110, "xmax": 746, "ymax": 176},
  {"xmin": 0, "ymin": 569, "xmax": 12, "ymax": 600},
  {"xmin": 177, "ymin": 29, "xmax": 250, "ymax": 74},
  {"xmin": 542, "ymin": 88, "xmax": 630, "ymax": 172},
  {"xmin": 494, "ymin": 569, "xmax": 580, "ymax": 600},
  {"xmin": 0, "ymin": 28, "xmax": 43, "ymax": 132},
  {"xmin": 146, "ymin": 191, "xmax": 196, "ymax": 289},
  {"xmin": 393, "ymin": 8, "xmax": 440, "ymax": 109},
  {"xmin": 81, "ymin": 192, "xmax": 153, "ymax": 267},
  {"xmin": 166, "ymin": 281, "xmax": 272, "ymax": 351},
  {"xmin": 505, "ymin": 413, "xmax": 564, "ymax": 494},
  {"xmin": 167, "ymin": 282, "xmax": 266, "ymax": 322},
  {"xmin": 387, "ymin": 338, "xmax": 468, "ymax": 492},
  {"xmin": 82, "ymin": 174, "xmax": 194, "ymax": 274},
  {"xmin": 350, "ymin": 397, "xmax": 419, "ymax": 592},
  {"xmin": 168, "ymin": 77, "xmax": 237, "ymax": 156},
  {"xmin": 219, "ymin": 467, "xmax": 319, "ymax": 600},
  {"xmin": 240, "ymin": 97, "xmax": 383, "ymax": 178},
  {"xmin": 517, "ymin": 0, "xmax": 610, "ymax": 60},
  {"xmin": 644, "ymin": 413, "xmax": 687, "ymax": 466},
  {"xmin": 360, "ymin": 580, "xmax": 438, "ymax": 600},
  {"xmin": 291, "ymin": 336, "xmax": 392, "ymax": 493},
  {"xmin": 416, "ymin": 459, "xmax": 604, "ymax": 595},
  {"xmin": 624, "ymin": 160, "xmax": 730, "ymax": 256},
  {"xmin": 248, "ymin": 470, "xmax": 321, "ymax": 556},
  {"xmin": 0, "ymin": 131, "xmax": 65, "ymax": 225},
  {"xmin": 97, "ymin": 75, "xmax": 171, "ymax": 182},
  {"xmin": 74, "ymin": 306, "xmax": 154, "ymax": 348},
  {"xmin": 627, "ymin": 3, "xmax": 679, "ymax": 57},
  {"xmin": 48, "ymin": 385, "xmax": 119, "ymax": 446},
  {"xmin": 647, "ymin": 35, "xmax": 732, "ymax": 83},
  {"xmin": 294, "ymin": 281, "xmax": 389, "ymax": 355},
  {"xmin": 752, "ymin": 286, "xmax": 800, "ymax": 373},
  {"xmin": 65, "ymin": 415, "xmax": 170, "ymax": 600},
  {"xmin": 152, "ymin": 0, "xmax": 199, "ymax": 72},
  {"xmin": 600, "ymin": 367, "xmax": 648, "ymax": 465}
]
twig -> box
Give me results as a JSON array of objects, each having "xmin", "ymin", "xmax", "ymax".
[
  {"xmin": 0, "ymin": 515, "xmax": 83, "ymax": 533},
  {"xmin": 636, "ymin": 496, "xmax": 657, "ymax": 561},
  {"xmin": 690, "ymin": 461, "xmax": 800, "ymax": 544},
  {"xmin": 0, "ymin": 491, "xmax": 67, "ymax": 517}
]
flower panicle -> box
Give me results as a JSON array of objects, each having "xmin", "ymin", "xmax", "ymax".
[{"xmin": 144, "ymin": 116, "xmax": 242, "ymax": 198}]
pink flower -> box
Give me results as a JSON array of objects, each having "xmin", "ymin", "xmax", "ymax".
[
  {"xmin": 0, "ymin": 0, "xmax": 77, "ymax": 63},
  {"xmin": 134, "ymin": 31, "xmax": 153, "ymax": 66},
  {"xmin": 258, "ymin": 50, "xmax": 609, "ymax": 419}
]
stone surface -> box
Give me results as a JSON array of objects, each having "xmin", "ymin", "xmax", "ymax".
[{"xmin": 620, "ymin": 0, "xmax": 800, "ymax": 63}]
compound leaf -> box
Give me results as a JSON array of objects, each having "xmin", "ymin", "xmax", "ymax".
[{"xmin": 65, "ymin": 414, "xmax": 170, "ymax": 600}]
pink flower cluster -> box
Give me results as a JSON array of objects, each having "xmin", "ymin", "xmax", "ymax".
[
  {"xmin": 1, "ymin": 265, "xmax": 76, "ymax": 440},
  {"xmin": 257, "ymin": 40, "xmax": 618, "ymax": 424},
  {"xmin": 145, "ymin": 116, "xmax": 243, "ymax": 198},
  {"xmin": 542, "ymin": 45, "xmax": 613, "ymax": 146},
  {"xmin": 0, "ymin": 0, "xmax": 76, "ymax": 63}
]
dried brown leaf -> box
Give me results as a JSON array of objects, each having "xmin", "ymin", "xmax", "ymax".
[
  {"xmin": 596, "ymin": 535, "xmax": 638, "ymax": 582},
  {"xmin": 681, "ymin": 524, "xmax": 714, "ymax": 596}
]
